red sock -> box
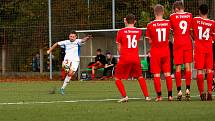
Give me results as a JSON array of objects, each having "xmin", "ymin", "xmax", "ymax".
[
  {"xmin": 197, "ymin": 74, "xmax": 204, "ymax": 95},
  {"xmin": 115, "ymin": 79, "xmax": 126, "ymax": 97},
  {"xmin": 185, "ymin": 71, "xmax": 191, "ymax": 89},
  {"xmin": 165, "ymin": 76, "xmax": 172, "ymax": 92},
  {"xmin": 92, "ymin": 75, "xmax": 95, "ymax": 80},
  {"xmin": 175, "ymin": 72, "xmax": 182, "ymax": 91},
  {"xmin": 138, "ymin": 77, "xmax": 149, "ymax": 97},
  {"xmin": 61, "ymin": 68, "xmax": 66, "ymax": 80},
  {"xmin": 153, "ymin": 77, "xmax": 161, "ymax": 95},
  {"xmin": 207, "ymin": 73, "xmax": 213, "ymax": 93}
]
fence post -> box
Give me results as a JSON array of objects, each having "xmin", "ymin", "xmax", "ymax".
[
  {"xmin": 2, "ymin": 45, "xmax": 6, "ymax": 75},
  {"xmin": 112, "ymin": 0, "xmax": 115, "ymax": 29},
  {"xmin": 39, "ymin": 48, "xmax": 43, "ymax": 73},
  {"xmin": 48, "ymin": 0, "xmax": 52, "ymax": 80}
]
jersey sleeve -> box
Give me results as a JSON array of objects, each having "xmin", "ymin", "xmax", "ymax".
[
  {"xmin": 116, "ymin": 30, "xmax": 122, "ymax": 44},
  {"xmin": 145, "ymin": 24, "xmax": 150, "ymax": 39},
  {"xmin": 169, "ymin": 15, "xmax": 175, "ymax": 29},
  {"xmin": 57, "ymin": 40, "xmax": 67, "ymax": 46},
  {"xmin": 213, "ymin": 21, "xmax": 215, "ymax": 40},
  {"xmin": 76, "ymin": 39, "xmax": 83, "ymax": 46}
]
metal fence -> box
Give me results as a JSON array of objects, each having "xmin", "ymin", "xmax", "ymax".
[{"xmin": 0, "ymin": 0, "xmax": 214, "ymax": 79}]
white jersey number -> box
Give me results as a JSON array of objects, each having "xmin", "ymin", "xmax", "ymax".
[
  {"xmin": 156, "ymin": 28, "xmax": 166, "ymax": 42},
  {"xmin": 198, "ymin": 26, "xmax": 210, "ymax": 40},
  {"xmin": 179, "ymin": 20, "xmax": 188, "ymax": 34},
  {"xmin": 127, "ymin": 35, "xmax": 137, "ymax": 48}
]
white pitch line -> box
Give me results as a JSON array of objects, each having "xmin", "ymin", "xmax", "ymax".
[{"xmin": 0, "ymin": 95, "xmax": 213, "ymax": 105}]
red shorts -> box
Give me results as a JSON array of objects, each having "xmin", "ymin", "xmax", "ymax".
[
  {"xmin": 194, "ymin": 49, "xmax": 213, "ymax": 70},
  {"xmin": 173, "ymin": 49, "xmax": 193, "ymax": 65},
  {"xmin": 115, "ymin": 58, "xmax": 142, "ymax": 79},
  {"xmin": 150, "ymin": 48, "xmax": 171, "ymax": 74}
]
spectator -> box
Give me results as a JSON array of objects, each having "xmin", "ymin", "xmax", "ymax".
[
  {"xmin": 91, "ymin": 49, "xmax": 106, "ymax": 80},
  {"xmin": 32, "ymin": 53, "xmax": 40, "ymax": 72},
  {"xmin": 101, "ymin": 52, "xmax": 116, "ymax": 80}
]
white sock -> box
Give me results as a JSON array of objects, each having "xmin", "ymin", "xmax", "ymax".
[{"xmin": 61, "ymin": 75, "xmax": 72, "ymax": 89}]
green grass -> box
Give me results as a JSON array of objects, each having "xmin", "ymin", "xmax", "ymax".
[{"xmin": 0, "ymin": 80, "xmax": 215, "ymax": 121}]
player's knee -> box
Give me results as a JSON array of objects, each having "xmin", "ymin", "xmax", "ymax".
[
  {"xmin": 197, "ymin": 70, "xmax": 203, "ymax": 75},
  {"xmin": 154, "ymin": 74, "xmax": 160, "ymax": 77},
  {"xmin": 185, "ymin": 63, "xmax": 191, "ymax": 71},
  {"xmin": 164, "ymin": 72, "xmax": 170, "ymax": 77},
  {"xmin": 68, "ymin": 71, "xmax": 74, "ymax": 77},
  {"xmin": 207, "ymin": 69, "xmax": 212, "ymax": 74},
  {"xmin": 175, "ymin": 65, "xmax": 181, "ymax": 72}
]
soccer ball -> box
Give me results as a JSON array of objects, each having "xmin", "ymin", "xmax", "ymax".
[{"xmin": 62, "ymin": 60, "xmax": 71, "ymax": 73}]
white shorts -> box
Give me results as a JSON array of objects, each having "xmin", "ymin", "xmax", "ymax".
[{"xmin": 62, "ymin": 60, "xmax": 80, "ymax": 72}]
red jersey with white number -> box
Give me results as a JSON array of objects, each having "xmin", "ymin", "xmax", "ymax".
[
  {"xmin": 146, "ymin": 20, "xmax": 171, "ymax": 49},
  {"xmin": 170, "ymin": 12, "xmax": 193, "ymax": 50},
  {"xmin": 193, "ymin": 17, "xmax": 215, "ymax": 52},
  {"xmin": 116, "ymin": 27, "xmax": 142, "ymax": 59}
]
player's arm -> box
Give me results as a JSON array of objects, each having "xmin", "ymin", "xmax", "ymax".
[
  {"xmin": 117, "ymin": 43, "xmax": 121, "ymax": 54},
  {"xmin": 47, "ymin": 43, "xmax": 58, "ymax": 54},
  {"xmin": 81, "ymin": 35, "xmax": 93, "ymax": 43}
]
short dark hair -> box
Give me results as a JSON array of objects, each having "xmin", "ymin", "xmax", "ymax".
[
  {"xmin": 126, "ymin": 14, "xmax": 136, "ymax": 24},
  {"xmin": 199, "ymin": 4, "xmax": 209, "ymax": 15},
  {"xmin": 96, "ymin": 48, "xmax": 101, "ymax": 52},
  {"xmin": 70, "ymin": 31, "xmax": 77, "ymax": 35},
  {"xmin": 154, "ymin": 4, "xmax": 164, "ymax": 16},
  {"xmin": 173, "ymin": 1, "xmax": 184, "ymax": 10}
]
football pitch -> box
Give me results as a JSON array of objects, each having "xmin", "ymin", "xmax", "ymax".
[{"xmin": 0, "ymin": 80, "xmax": 214, "ymax": 121}]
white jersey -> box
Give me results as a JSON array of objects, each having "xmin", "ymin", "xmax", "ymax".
[{"xmin": 58, "ymin": 39, "xmax": 83, "ymax": 61}]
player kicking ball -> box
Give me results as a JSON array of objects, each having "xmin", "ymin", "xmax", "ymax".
[
  {"xmin": 192, "ymin": 4, "xmax": 215, "ymax": 101},
  {"xmin": 145, "ymin": 4, "xmax": 173, "ymax": 101},
  {"xmin": 170, "ymin": 1, "xmax": 193, "ymax": 101},
  {"xmin": 47, "ymin": 31, "xmax": 92, "ymax": 95},
  {"xmin": 115, "ymin": 14, "xmax": 151, "ymax": 103}
]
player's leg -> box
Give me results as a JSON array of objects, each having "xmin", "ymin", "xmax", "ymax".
[
  {"xmin": 153, "ymin": 73, "xmax": 162, "ymax": 101},
  {"xmin": 162, "ymin": 51, "xmax": 173, "ymax": 101},
  {"xmin": 175, "ymin": 65, "xmax": 183, "ymax": 100},
  {"xmin": 151, "ymin": 54, "xmax": 162, "ymax": 101},
  {"xmin": 60, "ymin": 61, "xmax": 79, "ymax": 95},
  {"xmin": 114, "ymin": 62, "xmax": 128, "ymax": 102},
  {"xmin": 164, "ymin": 72, "xmax": 173, "ymax": 101},
  {"xmin": 91, "ymin": 63, "xmax": 97, "ymax": 80},
  {"xmin": 195, "ymin": 50, "xmax": 206, "ymax": 100},
  {"xmin": 206, "ymin": 69, "xmax": 213, "ymax": 101},
  {"xmin": 197, "ymin": 70, "xmax": 206, "ymax": 101},
  {"xmin": 184, "ymin": 50, "xmax": 193, "ymax": 100},
  {"xmin": 206, "ymin": 52, "xmax": 213, "ymax": 101},
  {"xmin": 174, "ymin": 49, "xmax": 183, "ymax": 100},
  {"xmin": 138, "ymin": 76, "xmax": 151, "ymax": 101}
]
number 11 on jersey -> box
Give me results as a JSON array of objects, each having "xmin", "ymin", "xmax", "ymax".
[{"xmin": 156, "ymin": 28, "xmax": 166, "ymax": 42}]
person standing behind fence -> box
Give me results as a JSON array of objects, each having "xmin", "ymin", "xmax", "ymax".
[{"xmin": 47, "ymin": 31, "xmax": 92, "ymax": 95}]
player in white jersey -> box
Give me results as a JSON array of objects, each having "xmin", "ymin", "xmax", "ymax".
[{"xmin": 47, "ymin": 31, "xmax": 92, "ymax": 94}]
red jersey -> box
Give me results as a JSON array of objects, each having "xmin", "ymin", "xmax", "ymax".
[
  {"xmin": 170, "ymin": 12, "xmax": 193, "ymax": 50},
  {"xmin": 145, "ymin": 20, "xmax": 171, "ymax": 49},
  {"xmin": 116, "ymin": 27, "xmax": 142, "ymax": 59},
  {"xmin": 193, "ymin": 17, "xmax": 215, "ymax": 52}
]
